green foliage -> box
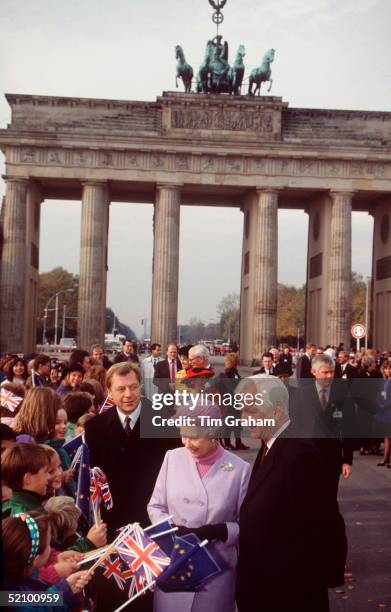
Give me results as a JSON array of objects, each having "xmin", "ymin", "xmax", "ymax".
[
  {"xmin": 217, "ymin": 293, "xmax": 240, "ymax": 341},
  {"xmin": 37, "ymin": 267, "xmax": 79, "ymax": 340},
  {"xmin": 216, "ymin": 272, "xmax": 367, "ymax": 344},
  {"xmin": 351, "ymin": 272, "xmax": 366, "ymax": 324},
  {"xmin": 277, "ymin": 283, "xmax": 306, "ymax": 339},
  {"xmin": 37, "ymin": 267, "xmax": 136, "ymax": 342}
]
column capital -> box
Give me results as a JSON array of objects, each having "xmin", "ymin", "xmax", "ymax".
[
  {"xmin": 81, "ymin": 180, "xmax": 108, "ymax": 188},
  {"xmin": 329, "ymin": 190, "xmax": 356, "ymax": 199},
  {"xmin": 255, "ymin": 187, "xmax": 281, "ymax": 195},
  {"xmin": 2, "ymin": 175, "xmax": 29, "ymax": 185},
  {"xmin": 156, "ymin": 182, "xmax": 183, "ymax": 192}
]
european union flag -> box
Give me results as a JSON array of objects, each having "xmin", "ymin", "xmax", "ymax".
[
  {"xmin": 145, "ymin": 519, "xmax": 176, "ymax": 557},
  {"xmin": 63, "ymin": 433, "xmax": 83, "ymax": 457},
  {"xmin": 156, "ymin": 534, "xmax": 223, "ymax": 592},
  {"xmin": 75, "ymin": 443, "xmax": 91, "ymax": 525}
]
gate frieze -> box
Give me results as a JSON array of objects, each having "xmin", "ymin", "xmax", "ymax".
[{"xmin": 5, "ymin": 145, "xmax": 391, "ymax": 184}]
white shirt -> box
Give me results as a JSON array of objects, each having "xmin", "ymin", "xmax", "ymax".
[
  {"xmin": 266, "ymin": 418, "xmax": 291, "ymax": 452},
  {"xmin": 116, "ymin": 403, "xmax": 141, "ymax": 430}
]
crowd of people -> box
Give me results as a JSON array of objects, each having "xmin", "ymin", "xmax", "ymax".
[{"xmin": 0, "ymin": 337, "xmax": 390, "ymax": 611}]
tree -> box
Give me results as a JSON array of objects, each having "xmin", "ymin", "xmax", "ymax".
[
  {"xmin": 37, "ymin": 267, "xmax": 136, "ymax": 343},
  {"xmin": 351, "ymin": 272, "xmax": 366, "ymax": 325},
  {"xmin": 105, "ymin": 307, "xmax": 136, "ymax": 340},
  {"xmin": 217, "ymin": 293, "xmax": 240, "ymax": 341},
  {"xmin": 277, "ymin": 283, "xmax": 306, "ymax": 341},
  {"xmin": 37, "ymin": 268, "xmax": 78, "ymax": 342}
]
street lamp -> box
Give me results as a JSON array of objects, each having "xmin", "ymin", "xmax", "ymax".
[
  {"xmin": 42, "ymin": 288, "xmax": 75, "ymax": 345},
  {"xmin": 364, "ymin": 276, "xmax": 371, "ymax": 351}
]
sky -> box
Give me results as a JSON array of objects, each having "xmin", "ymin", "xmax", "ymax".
[{"xmin": 0, "ymin": 0, "xmax": 390, "ymax": 336}]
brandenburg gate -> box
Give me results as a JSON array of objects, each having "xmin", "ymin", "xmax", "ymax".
[{"xmin": 0, "ymin": 92, "xmax": 390, "ymax": 362}]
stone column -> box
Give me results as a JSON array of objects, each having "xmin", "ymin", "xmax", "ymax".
[
  {"xmin": 78, "ymin": 181, "xmax": 109, "ymax": 350},
  {"xmin": 151, "ymin": 184, "xmax": 181, "ymax": 348},
  {"xmin": 371, "ymin": 198, "xmax": 391, "ymax": 351},
  {"xmin": 252, "ymin": 189, "xmax": 278, "ymax": 356},
  {"xmin": 0, "ymin": 177, "xmax": 28, "ymax": 352},
  {"xmin": 327, "ymin": 191, "xmax": 353, "ymax": 348}
]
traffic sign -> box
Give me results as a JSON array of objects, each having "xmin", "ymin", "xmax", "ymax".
[{"xmin": 351, "ymin": 323, "xmax": 366, "ymax": 339}]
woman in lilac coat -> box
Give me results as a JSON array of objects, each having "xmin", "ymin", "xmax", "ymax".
[{"xmin": 148, "ymin": 401, "xmax": 251, "ymax": 612}]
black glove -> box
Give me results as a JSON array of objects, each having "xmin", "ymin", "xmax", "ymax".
[{"xmin": 175, "ymin": 523, "xmax": 228, "ymax": 542}]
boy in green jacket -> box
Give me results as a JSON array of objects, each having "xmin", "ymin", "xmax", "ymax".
[{"xmin": 2, "ymin": 443, "xmax": 50, "ymax": 517}]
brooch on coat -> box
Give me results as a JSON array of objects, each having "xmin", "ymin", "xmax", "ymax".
[{"xmin": 220, "ymin": 461, "xmax": 234, "ymax": 471}]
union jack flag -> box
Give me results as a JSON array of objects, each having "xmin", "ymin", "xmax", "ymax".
[
  {"xmin": 116, "ymin": 524, "xmax": 170, "ymax": 585},
  {"xmin": 90, "ymin": 466, "xmax": 113, "ymax": 512},
  {"xmin": 101, "ymin": 553, "xmax": 147, "ymax": 600},
  {"xmin": 128, "ymin": 574, "xmax": 146, "ymax": 599},
  {"xmin": 0, "ymin": 388, "xmax": 23, "ymax": 412},
  {"xmin": 99, "ymin": 395, "xmax": 116, "ymax": 414},
  {"xmin": 101, "ymin": 554, "xmax": 134, "ymax": 591}
]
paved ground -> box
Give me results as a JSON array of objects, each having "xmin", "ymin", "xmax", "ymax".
[{"xmin": 208, "ymin": 357, "xmax": 391, "ymax": 611}]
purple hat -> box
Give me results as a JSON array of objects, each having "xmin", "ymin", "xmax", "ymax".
[{"xmin": 176, "ymin": 401, "xmax": 222, "ymax": 437}]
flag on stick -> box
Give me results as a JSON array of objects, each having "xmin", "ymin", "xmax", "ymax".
[
  {"xmin": 115, "ymin": 524, "xmax": 170, "ymax": 585},
  {"xmin": 75, "ymin": 443, "xmax": 91, "ymax": 524},
  {"xmin": 99, "ymin": 394, "xmax": 116, "ymax": 414},
  {"xmin": 0, "ymin": 388, "xmax": 23, "ymax": 412},
  {"xmin": 156, "ymin": 534, "xmax": 222, "ymax": 592}
]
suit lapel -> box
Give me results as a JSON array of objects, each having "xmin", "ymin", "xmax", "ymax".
[
  {"xmin": 244, "ymin": 437, "xmax": 288, "ymax": 505},
  {"xmin": 106, "ymin": 406, "xmax": 127, "ymax": 442}
]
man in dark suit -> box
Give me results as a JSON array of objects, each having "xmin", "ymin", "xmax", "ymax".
[
  {"xmin": 85, "ymin": 361, "xmax": 170, "ymax": 532},
  {"xmin": 90, "ymin": 343, "xmax": 112, "ymax": 370},
  {"xmin": 153, "ymin": 343, "xmax": 182, "ymax": 395},
  {"xmin": 113, "ymin": 338, "xmax": 139, "ymax": 364},
  {"xmin": 85, "ymin": 361, "xmax": 172, "ymax": 612},
  {"xmin": 295, "ymin": 342, "xmax": 317, "ymax": 378},
  {"xmin": 236, "ymin": 375, "xmax": 347, "ymax": 612},
  {"xmin": 253, "ymin": 352, "xmax": 276, "ymax": 376},
  {"xmin": 278, "ymin": 343, "xmax": 293, "ymax": 369},
  {"xmin": 334, "ymin": 350, "xmax": 358, "ymax": 379},
  {"xmin": 293, "ymin": 354, "xmax": 355, "ymax": 500}
]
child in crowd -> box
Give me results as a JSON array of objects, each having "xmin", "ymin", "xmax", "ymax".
[
  {"xmin": 13, "ymin": 388, "xmax": 60, "ymax": 443},
  {"xmin": 84, "ymin": 365, "xmax": 108, "ymax": 396},
  {"xmin": 44, "ymin": 409, "xmax": 75, "ymax": 496},
  {"xmin": 75, "ymin": 413, "xmax": 95, "ymax": 436},
  {"xmin": 1, "ymin": 424, "xmax": 17, "ymax": 502},
  {"xmin": 3, "ymin": 511, "xmax": 92, "ymax": 611},
  {"xmin": 2, "ymin": 443, "xmax": 50, "ymax": 516},
  {"xmin": 56, "ymin": 364, "xmax": 84, "ymax": 397},
  {"xmin": 80, "ymin": 379, "xmax": 104, "ymax": 412},
  {"xmin": 1, "ymin": 422, "xmax": 17, "ymax": 454},
  {"xmin": 63, "ymin": 392, "xmax": 94, "ymax": 440},
  {"xmin": 45, "ymin": 495, "xmax": 107, "ymax": 552},
  {"xmin": 1, "ymin": 356, "xmax": 28, "ymax": 386},
  {"xmin": 39, "ymin": 446, "xmax": 106, "ymax": 552},
  {"xmin": 40, "ymin": 445, "xmax": 64, "ymax": 498}
]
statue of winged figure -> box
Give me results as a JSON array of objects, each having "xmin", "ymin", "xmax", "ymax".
[{"xmin": 208, "ymin": 0, "xmax": 227, "ymax": 9}]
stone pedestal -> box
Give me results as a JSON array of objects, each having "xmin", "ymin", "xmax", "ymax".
[
  {"xmin": 77, "ymin": 182, "xmax": 109, "ymax": 350},
  {"xmin": 327, "ymin": 192, "xmax": 352, "ymax": 348},
  {"xmin": 0, "ymin": 177, "xmax": 28, "ymax": 352},
  {"xmin": 252, "ymin": 189, "xmax": 278, "ymax": 355},
  {"xmin": 151, "ymin": 184, "xmax": 181, "ymax": 348}
]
